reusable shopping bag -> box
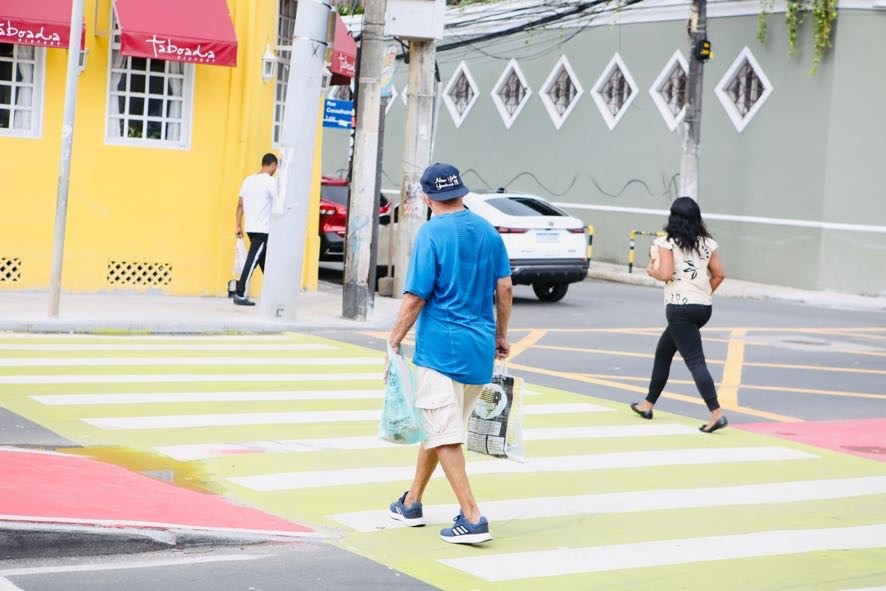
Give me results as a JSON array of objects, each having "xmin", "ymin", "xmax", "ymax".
[
  {"xmin": 466, "ymin": 362, "xmax": 526, "ymax": 462},
  {"xmin": 233, "ymin": 238, "xmax": 247, "ymax": 276},
  {"xmin": 379, "ymin": 344, "xmax": 426, "ymax": 444}
]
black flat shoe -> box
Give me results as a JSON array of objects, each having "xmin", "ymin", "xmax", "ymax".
[
  {"xmin": 630, "ymin": 402, "xmax": 653, "ymax": 420},
  {"xmin": 700, "ymin": 416, "xmax": 728, "ymax": 433}
]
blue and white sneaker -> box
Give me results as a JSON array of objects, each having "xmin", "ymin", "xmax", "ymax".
[
  {"xmin": 439, "ymin": 512, "xmax": 492, "ymax": 544},
  {"xmin": 389, "ymin": 491, "xmax": 425, "ymax": 526}
]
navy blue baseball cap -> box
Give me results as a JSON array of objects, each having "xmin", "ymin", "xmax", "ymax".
[{"xmin": 420, "ymin": 163, "xmax": 470, "ymax": 201}]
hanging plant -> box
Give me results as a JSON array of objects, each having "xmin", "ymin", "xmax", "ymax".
[
  {"xmin": 785, "ymin": 0, "xmax": 804, "ymax": 55},
  {"xmin": 810, "ymin": 0, "xmax": 838, "ymax": 74},
  {"xmin": 757, "ymin": 0, "xmax": 774, "ymax": 45}
]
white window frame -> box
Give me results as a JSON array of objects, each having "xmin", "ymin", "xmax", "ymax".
[
  {"xmin": 590, "ymin": 53, "xmax": 638, "ymax": 131},
  {"xmin": 539, "ymin": 55, "xmax": 583, "ymax": 131},
  {"xmin": 715, "ymin": 46, "xmax": 773, "ymax": 133},
  {"xmin": 384, "ymin": 85, "xmax": 398, "ymax": 115},
  {"xmin": 0, "ymin": 44, "xmax": 45, "ymax": 138},
  {"xmin": 105, "ymin": 9, "xmax": 194, "ymax": 149},
  {"xmin": 272, "ymin": 0, "xmax": 297, "ymax": 147},
  {"xmin": 649, "ymin": 50, "xmax": 689, "ymax": 132},
  {"xmin": 442, "ymin": 61, "xmax": 479, "ymax": 128},
  {"xmin": 491, "ymin": 59, "xmax": 532, "ymax": 130}
]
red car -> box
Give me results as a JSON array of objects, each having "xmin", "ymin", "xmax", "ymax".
[{"xmin": 319, "ymin": 177, "xmax": 391, "ymax": 261}]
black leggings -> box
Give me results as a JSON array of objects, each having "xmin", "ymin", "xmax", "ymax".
[{"xmin": 646, "ymin": 304, "xmax": 720, "ymax": 412}]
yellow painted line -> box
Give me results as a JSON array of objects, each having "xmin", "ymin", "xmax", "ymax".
[
  {"xmin": 741, "ymin": 384, "xmax": 886, "ymax": 400},
  {"xmin": 825, "ymin": 330, "xmax": 886, "ymax": 341},
  {"xmin": 718, "ymin": 329, "xmax": 746, "ymax": 410},
  {"xmin": 508, "ymin": 329, "xmax": 547, "ymax": 361},
  {"xmin": 746, "ymin": 362, "xmax": 886, "ymax": 375},
  {"xmin": 534, "ymin": 343, "xmax": 726, "ymax": 365},
  {"xmin": 508, "ymin": 361, "xmax": 800, "ymax": 423}
]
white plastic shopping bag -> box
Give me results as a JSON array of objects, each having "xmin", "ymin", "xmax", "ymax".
[
  {"xmin": 466, "ymin": 362, "xmax": 526, "ymax": 462},
  {"xmin": 379, "ymin": 344, "xmax": 426, "ymax": 444},
  {"xmin": 233, "ymin": 238, "xmax": 247, "ymax": 276}
]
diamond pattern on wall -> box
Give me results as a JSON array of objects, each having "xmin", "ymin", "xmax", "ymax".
[
  {"xmin": 0, "ymin": 258, "xmax": 21, "ymax": 282},
  {"xmin": 539, "ymin": 55, "xmax": 583, "ymax": 130},
  {"xmin": 107, "ymin": 260, "xmax": 173, "ymax": 287},
  {"xmin": 590, "ymin": 53, "xmax": 638, "ymax": 130},
  {"xmin": 442, "ymin": 61, "xmax": 479, "ymax": 128},
  {"xmin": 715, "ymin": 47, "xmax": 774, "ymax": 133},
  {"xmin": 491, "ymin": 59, "xmax": 532, "ymax": 130},
  {"xmin": 649, "ymin": 50, "xmax": 689, "ymax": 132}
]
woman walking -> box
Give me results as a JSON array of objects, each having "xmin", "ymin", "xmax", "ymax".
[{"xmin": 630, "ymin": 197, "xmax": 728, "ymax": 433}]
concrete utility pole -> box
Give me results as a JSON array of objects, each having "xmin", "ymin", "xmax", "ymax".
[
  {"xmin": 679, "ymin": 0, "xmax": 707, "ymax": 201},
  {"xmin": 48, "ymin": 0, "xmax": 85, "ymax": 317},
  {"xmin": 260, "ymin": 0, "xmax": 331, "ymax": 321},
  {"xmin": 343, "ymin": 0, "xmax": 387, "ymax": 320},
  {"xmin": 392, "ymin": 40, "xmax": 436, "ymax": 297}
]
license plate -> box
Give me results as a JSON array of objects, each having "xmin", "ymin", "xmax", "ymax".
[{"xmin": 536, "ymin": 231, "xmax": 560, "ymax": 243}]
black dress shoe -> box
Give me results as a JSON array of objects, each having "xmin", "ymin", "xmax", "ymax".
[
  {"xmin": 233, "ymin": 295, "xmax": 256, "ymax": 306},
  {"xmin": 700, "ymin": 416, "xmax": 728, "ymax": 433},
  {"xmin": 630, "ymin": 402, "xmax": 653, "ymax": 420}
]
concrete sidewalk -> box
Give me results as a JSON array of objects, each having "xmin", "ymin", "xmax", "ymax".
[{"xmin": 0, "ymin": 263, "xmax": 882, "ymax": 335}]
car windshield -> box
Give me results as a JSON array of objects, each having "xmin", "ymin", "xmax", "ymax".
[{"xmin": 486, "ymin": 196, "xmax": 566, "ymax": 217}]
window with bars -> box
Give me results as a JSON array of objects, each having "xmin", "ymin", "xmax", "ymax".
[
  {"xmin": 0, "ymin": 44, "xmax": 42, "ymax": 137},
  {"xmin": 273, "ymin": 0, "xmax": 297, "ymax": 145},
  {"xmin": 726, "ymin": 60, "xmax": 764, "ymax": 117},
  {"xmin": 659, "ymin": 63, "xmax": 687, "ymax": 117},
  {"xmin": 106, "ymin": 11, "xmax": 192, "ymax": 146},
  {"xmin": 448, "ymin": 71, "xmax": 474, "ymax": 116},
  {"xmin": 546, "ymin": 67, "xmax": 578, "ymax": 116},
  {"xmin": 599, "ymin": 66, "xmax": 632, "ymax": 117},
  {"xmin": 497, "ymin": 68, "xmax": 526, "ymax": 116}
]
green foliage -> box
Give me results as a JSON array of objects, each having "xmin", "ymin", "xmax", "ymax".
[
  {"xmin": 757, "ymin": 0, "xmax": 838, "ymax": 75},
  {"xmin": 785, "ymin": 0, "xmax": 803, "ymax": 55},
  {"xmin": 810, "ymin": 0, "xmax": 838, "ymax": 74},
  {"xmin": 756, "ymin": 0, "xmax": 773, "ymax": 46}
]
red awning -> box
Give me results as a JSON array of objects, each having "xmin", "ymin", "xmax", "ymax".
[
  {"xmin": 114, "ymin": 0, "xmax": 237, "ymax": 67},
  {"xmin": 329, "ymin": 14, "xmax": 356, "ymax": 85},
  {"xmin": 0, "ymin": 0, "xmax": 83, "ymax": 49}
]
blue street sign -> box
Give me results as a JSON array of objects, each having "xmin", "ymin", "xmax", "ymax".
[{"xmin": 323, "ymin": 99, "xmax": 354, "ymax": 129}]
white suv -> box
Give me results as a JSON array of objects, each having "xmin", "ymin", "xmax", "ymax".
[{"xmin": 377, "ymin": 191, "xmax": 589, "ymax": 302}]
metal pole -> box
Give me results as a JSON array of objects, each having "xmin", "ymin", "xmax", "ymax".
[
  {"xmin": 343, "ymin": 0, "xmax": 387, "ymax": 320},
  {"xmin": 260, "ymin": 0, "xmax": 331, "ymax": 320},
  {"xmin": 679, "ymin": 0, "xmax": 707, "ymax": 201},
  {"xmin": 392, "ymin": 39, "xmax": 436, "ymax": 297},
  {"xmin": 48, "ymin": 0, "xmax": 85, "ymax": 317}
]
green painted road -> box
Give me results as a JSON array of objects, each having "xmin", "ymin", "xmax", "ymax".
[{"xmin": 1, "ymin": 332, "xmax": 885, "ymax": 591}]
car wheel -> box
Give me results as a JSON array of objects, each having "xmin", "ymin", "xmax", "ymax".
[{"xmin": 532, "ymin": 282, "xmax": 569, "ymax": 302}]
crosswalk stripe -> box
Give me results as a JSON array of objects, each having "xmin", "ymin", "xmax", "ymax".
[
  {"xmin": 0, "ymin": 344, "xmax": 337, "ymax": 351},
  {"xmin": 0, "ymin": 334, "xmax": 293, "ymax": 341},
  {"xmin": 83, "ymin": 403, "xmax": 610, "ymax": 430},
  {"xmin": 439, "ymin": 524, "xmax": 886, "ymax": 581},
  {"xmin": 0, "ymin": 356, "xmax": 381, "ymax": 367},
  {"xmin": 32, "ymin": 390, "xmax": 386, "ymax": 405},
  {"xmin": 229, "ymin": 446, "xmax": 816, "ymax": 491},
  {"xmin": 155, "ymin": 424, "xmax": 699, "ymax": 461},
  {"xmin": 331, "ymin": 476, "xmax": 886, "ymax": 532},
  {"xmin": 0, "ymin": 373, "xmax": 382, "ymax": 385}
]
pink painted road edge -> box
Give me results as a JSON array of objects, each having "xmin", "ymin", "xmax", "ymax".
[{"xmin": 736, "ymin": 418, "xmax": 886, "ymax": 463}]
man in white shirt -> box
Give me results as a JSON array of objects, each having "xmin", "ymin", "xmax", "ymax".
[{"xmin": 233, "ymin": 153, "xmax": 278, "ymax": 306}]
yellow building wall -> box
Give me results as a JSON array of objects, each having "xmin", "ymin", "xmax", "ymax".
[{"xmin": 0, "ymin": 0, "xmax": 321, "ymax": 296}]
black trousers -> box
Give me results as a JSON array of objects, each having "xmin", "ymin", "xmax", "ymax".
[
  {"xmin": 646, "ymin": 304, "xmax": 720, "ymax": 412},
  {"xmin": 236, "ymin": 232, "xmax": 268, "ymax": 298}
]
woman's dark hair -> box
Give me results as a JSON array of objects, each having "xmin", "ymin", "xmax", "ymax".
[{"xmin": 664, "ymin": 196, "xmax": 713, "ymax": 254}]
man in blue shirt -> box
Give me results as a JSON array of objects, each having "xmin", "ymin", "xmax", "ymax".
[{"xmin": 387, "ymin": 163, "xmax": 512, "ymax": 544}]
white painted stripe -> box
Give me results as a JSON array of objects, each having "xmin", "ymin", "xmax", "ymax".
[
  {"xmin": 230, "ymin": 446, "xmax": 815, "ymax": 491},
  {"xmin": 156, "ymin": 424, "xmax": 698, "ymax": 461},
  {"xmin": 0, "ymin": 373, "xmax": 381, "ymax": 384},
  {"xmin": 332, "ymin": 476, "xmax": 886, "ymax": 532},
  {"xmin": 33, "ymin": 390, "xmax": 384, "ymax": 405},
  {"xmin": 84, "ymin": 410, "xmax": 382, "ymax": 430},
  {"xmin": 84, "ymin": 403, "xmax": 605, "ymax": 430},
  {"xmin": 0, "ymin": 356, "xmax": 381, "ymax": 367},
  {"xmin": 0, "ymin": 554, "xmax": 269, "ymax": 577},
  {"xmin": 0, "ymin": 334, "xmax": 293, "ymax": 341},
  {"xmin": 555, "ymin": 202, "xmax": 886, "ymax": 234},
  {"xmin": 0, "ymin": 578, "xmax": 23, "ymax": 591},
  {"xmin": 0, "ymin": 344, "xmax": 337, "ymax": 351},
  {"xmin": 842, "ymin": 588, "xmax": 886, "ymax": 591},
  {"xmin": 440, "ymin": 524, "xmax": 886, "ymax": 581}
]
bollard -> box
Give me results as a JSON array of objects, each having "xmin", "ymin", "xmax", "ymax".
[
  {"xmin": 628, "ymin": 230, "xmax": 665, "ymax": 273},
  {"xmin": 586, "ymin": 224, "xmax": 594, "ymax": 260}
]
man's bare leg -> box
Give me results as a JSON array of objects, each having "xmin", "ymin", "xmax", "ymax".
[
  {"xmin": 403, "ymin": 445, "xmax": 438, "ymax": 506},
  {"xmin": 436, "ymin": 443, "xmax": 481, "ymax": 523}
]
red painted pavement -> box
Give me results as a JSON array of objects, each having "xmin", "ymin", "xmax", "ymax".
[
  {"xmin": 0, "ymin": 449, "xmax": 315, "ymax": 535},
  {"xmin": 737, "ymin": 418, "xmax": 886, "ymax": 463}
]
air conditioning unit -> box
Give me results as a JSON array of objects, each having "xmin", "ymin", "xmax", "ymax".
[{"xmin": 384, "ymin": 0, "xmax": 444, "ymax": 40}]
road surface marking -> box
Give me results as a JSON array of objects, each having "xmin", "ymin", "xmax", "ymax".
[
  {"xmin": 0, "ymin": 356, "xmax": 381, "ymax": 367},
  {"xmin": 84, "ymin": 403, "xmax": 611, "ymax": 430},
  {"xmin": 718, "ymin": 329, "xmax": 747, "ymax": 409},
  {"xmin": 0, "ymin": 578, "xmax": 22, "ymax": 591},
  {"xmin": 156, "ymin": 424, "xmax": 699, "ymax": 460},
  {"xmin": 229, "ymin": 446, "xmax": 815, "ymax": 491},
  {"xmin": 0, "ymin": 334, "xmax": 296, "ymax": 341},
  {"xmin": 332, "ymin": 475, "xmax": 886, "ymax": 532},
  {"xmin": 32, "ymin": 390, "xmax": 386, "ymax": 405},
  {"xmin": 0, "ymin": 373, "xmax": 382, "ymax": 385},
  {"xmin": 741, "ymin": 384, "xmax": 886, "ymax": 400},
  {"xmin": 746, "ymin": 361, "xmax": 886, "ymax": 375},
  {"xmin": 0, "ymin": 554, "xmax": 271, "ymax": 577},
  {"xmin": 0, "ymin": 343, "xmax": 337, "ymax": 351},
  {"xmin": 439, "ymin": 524, "xmax": 886, "ymax": 581},
  {"xmin": 508, "ymin": 329, "xmax": 547, "ymax": 361}
]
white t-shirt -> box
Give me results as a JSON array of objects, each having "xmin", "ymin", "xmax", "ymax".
[
  {"xmin": 654, "ymin": 236, "xmax": 719, "ymax": 305},
  {"xmin": 239, "ymin": 172, "xmax": 277, "ymax": 234}
]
